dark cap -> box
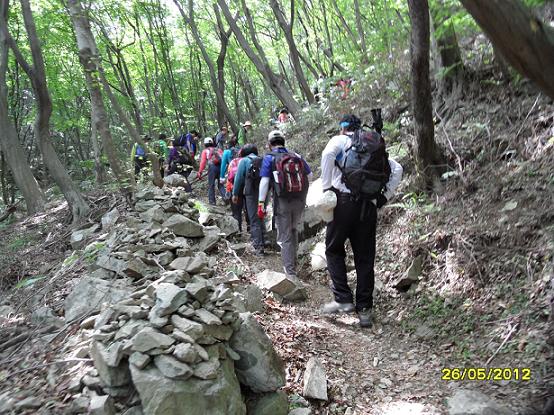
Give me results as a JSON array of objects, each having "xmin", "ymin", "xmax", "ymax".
[{"xmin": 339, "ymin": 114, "xmax": 361, "ymax": 131}]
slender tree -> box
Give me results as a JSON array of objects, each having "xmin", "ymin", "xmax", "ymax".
[
  {"xmin": 67, "ymin": 0, "xmax": 131, "ymax": 193},
  {"xmin": 430, "ymin": 0, "xmax": 464, "ymax": 93},
  {"xmin": 407, "ymin": 0, "xmax": 443, "ymax": 188},
  {"xmin": 0, "ymin": 2, "xmax": 45, "ymax": 214},
  {"xmin": 2, "ymin": 0, "xmax": 90, "ymax": 221},
  {"xmin": 217, "ymin": 0, "xmax": 301, "ymax": 116},
  {"xmin": 173, "ymin": 0, "xmax": 238, "ymax": 132},
  {"xmin": 269, "ymin": 0, "xmax": 315, "ymax": 103}
]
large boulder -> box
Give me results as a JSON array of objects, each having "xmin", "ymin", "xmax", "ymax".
[
  {"xmin": 140, "ymin": 205, "xmax": 166, "ymax": 224},
  {"xmin": 169, "ymin": 254, "xmax": 208, "ymax": 274},
  {"xmin": 163, "ymin": 214, "xmax": 204, "ymax": 238},
  {"xmin": 214, "ymin": 215, "xmax": 239, "ymax": 237},
  {"xmin": 101, "ymin": 208, "xmax": 120, "ymax": 230},
  {"xmin": 90, "ymin": 341, "xmax": 131, "ymax": 387},
  {"xmin": 447, "ymin": 389, "xmax": 515, "ymax": 415},
  {"xmin": 256, "ymin": 270, "xmax": 305, "ymax": 301},
  {"xmin": 194, "ymin": 227, "xmax": 221, "ymax": 253},
  {"xmin": 164, "ymin": 174, "xmax": 188, "ymax": 188},
  {"xmin": 229, "ymin": 313, "xmax": 285, "ymax": 393},
  {"xmin": 96, "ymin": 255, "xmax": 128, "ymax": 276},
  {"xmin": 65, "ymin": 277, "xmax": 131, "ymax": 322},
  {"xmin": 154, "ymin": 283, "xmax": 189, "ymax": 316},
  {"xmin": 70, "ymin": 224, "xmax": 100, "ymax": 250},
  {"xmin": 302, "ymin": 357, "xmax": 328, "ymax": 401},
  {"xmin": 130, "ymin": 358, "xmax": 246, "ymax": 415},
  {"xmin": 246, "ymin": 391, "xmax": 288, "ymax": 415}
]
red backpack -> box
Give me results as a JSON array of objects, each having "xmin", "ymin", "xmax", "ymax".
[
  {"xmin": 271, "ymin": 151, "xmax": 308, "ymax": 197},
  {"xmin": 207, "ymin": 148, "xmax": 221, "ymax": 166}
]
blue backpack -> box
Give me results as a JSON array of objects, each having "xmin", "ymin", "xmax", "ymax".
[{"xmin": 135, "ymin": 145, "xmax": 146, "ymax": 157}]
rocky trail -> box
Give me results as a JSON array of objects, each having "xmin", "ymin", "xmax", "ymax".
[
  {"xmin": 0, "ymin": 169, "xmax": 550, "ymax": 415},
  {"xmin": 1, "ymin": 82, "xmax": 553, "ymax": 414}
]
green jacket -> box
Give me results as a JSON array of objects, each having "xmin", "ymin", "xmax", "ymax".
[
  {"xmin": 157, "ymin": 140, "xmax": 169, "ymax": 160},
  {"xmin": 237, "ymin": 127, "xmax": 248, "ymax": 146}
]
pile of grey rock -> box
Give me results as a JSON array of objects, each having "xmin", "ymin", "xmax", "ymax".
[{"xmin": 63, "ymin": 186, "xmax": 289, "ymax": 414}]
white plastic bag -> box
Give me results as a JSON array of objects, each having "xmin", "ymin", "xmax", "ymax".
[
  {"xmin": 310, "ymin": 242, "xmax": 327, "ymax": 271},
  {"xmin": 306, "ymin": 178, "xmax": 337, "ymax": 223}
]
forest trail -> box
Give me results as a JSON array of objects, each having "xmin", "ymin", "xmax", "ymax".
[
  {"xmin": 231, "ymin": 234, "xmax": 545, "ymax": 415},
  {"xmin": 190, "ymin": 182, "xmax": 540, "ymax": 415}
]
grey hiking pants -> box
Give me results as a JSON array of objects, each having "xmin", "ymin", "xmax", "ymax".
[
  {"xmin": 245, "ymin": 194, "xmax": 264, "ymax": 251},
  {"xmin": 274, "ymin": 197, "xmax": 305, "ymax": 277}
]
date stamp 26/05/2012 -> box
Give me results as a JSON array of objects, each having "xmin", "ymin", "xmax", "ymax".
[{"xmin": 441, "ymin": 367, "xmax": 531, "ymax": 381}]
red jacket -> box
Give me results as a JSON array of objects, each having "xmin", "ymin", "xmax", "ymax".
[{"xmin": 198, "ymin": 147, "xmax": 223, "ymax": 175}]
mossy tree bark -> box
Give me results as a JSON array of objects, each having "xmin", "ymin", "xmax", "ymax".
[{"xmin": 408, "ymin": 0, "xmax": 444, "ymax": 189}]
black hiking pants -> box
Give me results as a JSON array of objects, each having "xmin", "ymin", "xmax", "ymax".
[
  {"xmin": 325, "ymin": 194, "xmax": 377, "ymax": 311},
  {"xmin": 231, "ymin": 196, "xmax": 244, "ymax": 232}
]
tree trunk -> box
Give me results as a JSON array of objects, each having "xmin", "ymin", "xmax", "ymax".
[
  {"xmin": 67, "ymin": 0, "xmax": 132, "ymax": 193},
  {"xmin": 407, "ymin": 0, "xmax": 443, "ymax": 189},
  {"xmin": 214, "ymin": 4, "xmax": 233, "ymax": 128},
  {"xmin": 97, "ymin": 67, "xmax": 163, "ymax": 188},
  {"xmin": 217, "ymin": 0, "xmax": 301, "ymax": 116},
  {"xmin": 330, "ymin": 0, "xmax": 364, "ymax": 57},
  {"xmin": 353, "ymin": 0, "xmax": 369, "ymax": 64},
  {"xmin": 492, "ymin": 45, "xmax": 511, "ymax": 82},
  {"xmin": 99, "ymin": 27, "xmax": 144, "ymax": 134},
  {"xmin": 430, "ymin": 0, "xmax": 464, "ymax": 93},
  {"xmin": 90, "ymin": 105, "xmax": 105, "ymax": 184},
  {"xmin": 460, "ymin": 0, "xmax": 554, "ymax": 100},
  {"xmin": 173, "ymin": 0, "xmax": 238, "ymax": 132},
  {"xmin": 6, "ymin": 0, "xmax": 90, "ymax": 221},
  {"xmin": 0, "ymin": 1, "xmax": 45, "ymax": 214},
  {"xmin": 269, "ymin": 0, "xmax": 315, "ymax": 104}
]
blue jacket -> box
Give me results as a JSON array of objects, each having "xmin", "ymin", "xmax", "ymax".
[{"xmin": 220, "ymin": 146, "xmax": 240, "ymax": 178}]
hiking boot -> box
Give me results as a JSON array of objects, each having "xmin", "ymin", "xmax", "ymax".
[
  {"xmin": 321, "ymin": 301, "xmax": 355, "ymax": 314},
  {"xmin": 254, "ymin": 249, "xmax": 265, "ymax": 257},
  {"xmin": 358, "ymin": 308, "xmax": 372, "ymax": 328}
]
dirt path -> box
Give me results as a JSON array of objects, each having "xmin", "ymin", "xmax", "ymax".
[{"xmin": 231, "ymin": 238, "xmax": 545, "ymax": 415}]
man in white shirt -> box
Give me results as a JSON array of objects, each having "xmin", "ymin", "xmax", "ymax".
[{"xmin": 320, "ymin": 114, "xmax": 403, "ymax": 327}]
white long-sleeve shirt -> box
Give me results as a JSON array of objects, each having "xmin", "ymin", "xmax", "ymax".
[{"xmin": 321, "ymin": 133, "xmax": 403, "ymax": 201}]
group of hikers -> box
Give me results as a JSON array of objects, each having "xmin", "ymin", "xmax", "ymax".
[{"xmin": 131, "ymin": 112, "xmax": 402, "ymax": 328}]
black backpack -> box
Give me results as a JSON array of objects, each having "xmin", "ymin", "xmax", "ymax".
[
  {"xmin": 244, "ymin": 156, "xmax": 262, "ymax": 196},
  {"xmin": 336, "ymin": 128, "xmax": 390, "ymax": 199}
]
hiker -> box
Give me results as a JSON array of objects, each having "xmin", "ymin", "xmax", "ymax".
[
  {"xmin": 335, "ymin": 78, "xmax": 352, "ymax": 100},
  {"xmin": 277, "ymin": 109, "xmax": 290, "ymax": 124},
  {"xmin": 237, "ymin": 121, "xmax": 252, "ymax": 145},
  {"xmin": 313, "ymin": 75, "xmax": 326, "ymax": 103},
  {"xmin": 223, "ymin": 146, "xmax": 247, "ymax": 232},
  {"xmin": 156, "ymin": 133, "xmax": 169, "ymax": 177},
  {"xmin": 233, "ymin": 144, "xmax": 264, "ymax": 255},
  {"xmin": 131, "ymin": 135, "xmax": 151, "ymax": 177},
  {"xmin": 257, "ymin": 130, "xmax": 312, "ymax": 277},
  {"xmin": 215, "ymin": 126, "xmax": 228, "ymax": 150},
  {"xmin": 175, "ymin": 131, "xmax": 198, "ymax": 159},
  {"xmin": 167, "ymin": 137, "xmax": 196, "ymax": 179},
  {"xmin": 219, "ymin": 136, "xmax": 241, "ymax": 186},
  {"xmin": 197, "ymin": 137, "xmax": 224, "ymax": 205},
  {"xmin": 319, "ymin": 114, "xmax": 403, "ymax": 328}
]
